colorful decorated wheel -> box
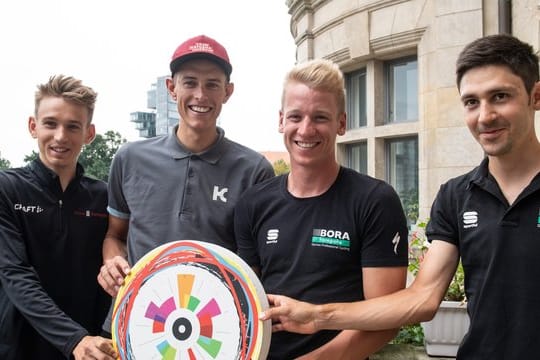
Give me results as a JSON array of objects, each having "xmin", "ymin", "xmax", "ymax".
[{"xmin": 112, "ymin": 240, "xmax": 271, "ymax": 360}]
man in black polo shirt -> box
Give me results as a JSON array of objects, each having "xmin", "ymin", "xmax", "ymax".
[{"xmin": 259, "ymin": 34, "xmax": 540, "ymax": 359}]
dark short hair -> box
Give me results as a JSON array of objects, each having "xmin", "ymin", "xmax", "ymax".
[{"xmin": 456, "ymin": 34, "xmax": 539, "ymax": 93}]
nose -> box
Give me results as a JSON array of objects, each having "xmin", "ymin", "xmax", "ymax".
[
  {"xmin": 54, "ymin": 126, "xmax": 68, "ymax": 142},
  {"xmin": 477, "ymin": 101, "xmax": 496, "ymax": 124},
  {"xmin": 297, "ymin": 116, "xmax": 316, "ymax": 136},
  {"xmin": 193, "ymin": 85, "xmax": 207, "ymax": 101}
]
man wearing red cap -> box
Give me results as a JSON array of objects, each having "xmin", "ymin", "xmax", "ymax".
[{"xmin": 97, "ymin": 35, "xmax": 274, "ymax": 323}]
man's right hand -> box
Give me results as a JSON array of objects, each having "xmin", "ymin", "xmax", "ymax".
[
  {"xmin": 97, "ymin": 256, "xmax": 131, "ymax": 297},
  {"xmin": 73, "ymin": 335, "xmax": 117, "ymax": 360},
  {"xmin": 260, "ymin": 294, "xmax": 320, "ymax": 334}
]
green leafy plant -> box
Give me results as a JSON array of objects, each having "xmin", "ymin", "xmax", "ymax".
[
  {"xmin": 392, "ymin": 323, "xmax": 424, "ymax": 345},
  {"xmin": 408, "ymin": 220, "xmax": 466, "ymax": 303}
]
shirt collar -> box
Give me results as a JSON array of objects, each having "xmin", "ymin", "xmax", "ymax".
[
  {"xmin": 28, "ymin": 157, "xmax": 84, "ymax": 188},
  {"xmin": 167, "ymin": 125, "xmax": 226, "ymax": 164}
]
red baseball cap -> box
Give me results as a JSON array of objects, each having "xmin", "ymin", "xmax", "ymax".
[{"xmin": 170, "ymin": 35, "xmax": 232, "ymax": 78}]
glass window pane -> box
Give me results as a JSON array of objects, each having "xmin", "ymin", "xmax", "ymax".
[
  {"xmin": 386, "ymin": 58, "xmax": 418, "ymax": 123},
  {"xmin": 386, "ymin": 137, "xmax": 418, "ymax": 225},
  {"xmin": 345, "ymin": 69, "xmax": 366, "ymax": 129},
  {"xmin": 346, "ymin": 142, "xmax": 367, "ymax": 174}
]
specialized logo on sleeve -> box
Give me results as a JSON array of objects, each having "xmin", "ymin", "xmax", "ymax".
[
  {"xmin": 463, "ymin": 211, "xmax": 478, "ymax": 229},
  {"xmin": 266, "ymin": 229, "xmax": 279, "ymax": 244},
  {"xmin": 392, "ymin": 232, "xmax": 400, "ymax": 255},
  {"xmin": 311, "ymin": 229, "xmax": 350, "ymax": 251},
  {"xmin": 212, "ymin": 185, "xmax": 228, "ymax": 202}
]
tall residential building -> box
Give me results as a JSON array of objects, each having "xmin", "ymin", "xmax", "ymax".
[
  {"xmin": 286, "ymin": 0, "xmax": 539, "ymax": 224},
  {"xmin": 131, "ymin": 76, "xmax": 179, "ymax": 138}
]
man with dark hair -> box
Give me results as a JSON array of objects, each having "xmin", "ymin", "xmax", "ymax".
[
  {"xmin": 0, "ymin": 75, "xmax": 115, "ymax": 359},
  {"xmin": 260, "ymin": 34, "xmax": 540, "ymax": 359}
]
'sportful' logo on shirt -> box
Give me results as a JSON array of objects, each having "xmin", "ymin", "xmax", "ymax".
[
  {"xmin": 311, "ymin": 228, "xmax": 350, "ymax": 251},
  {"xmin": 463, "ymin": 211, "xmax": 478, "ymax": 229},
  {"xmin": 266, "ymin": 229, "xmax": 279, "ymax": 244}
]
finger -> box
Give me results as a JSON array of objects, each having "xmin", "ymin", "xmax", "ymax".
[
  {"xmin": 105, "ymin": 261, "xmax": 128, "ymax": 285},
  {"xmin": 97, "ymin": 269, "xmax": 120, "ymax": 296},
  {"xmin": 266, "ymin": 294, "xmax": 280, "ymax": 306},
  {"xmin": 97, "ymin": 338, "xmax": 117, "ymax": 357},
  {"xmin": 272, "ymin": 323, "xmax": 284, "ymax": 332},
  {"xmin": 259, "ymin": 311, "xmax": 269, "ymax": 321}
]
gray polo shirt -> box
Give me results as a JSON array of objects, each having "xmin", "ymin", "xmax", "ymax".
[{"xmin": 107, "ymin": 126, "xmax": 274, "ymax": 264}]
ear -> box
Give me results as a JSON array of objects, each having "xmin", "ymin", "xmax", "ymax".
[
  {"xmin": 84, "ymin": 124, "xmax": 96, "ymax": 145},
  {"xmin": 278, "ymin": 110, "xmax": 285, "ymax": 133},
  {"xmin": 223, "ymin": 82, "xmax": 234, "ymax": 104},
  {"xmin": 532, "ymin": 81, "xmax": 540, "ymax": 110},
  {"xmin": 166, "ymin": 77, "xmax": 177, "ymax": 100},
  {"xmin": 28, "ymin": 117, "xmax": 37, "ymax": 138},
  {"xmin": 337, "ymin": 112, "xmax": 346, "ymax": 136}
]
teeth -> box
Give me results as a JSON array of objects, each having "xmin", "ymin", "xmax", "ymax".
[
  {"xmin": 51, "ymin": 147, "xmax": 68, "ymax": 153},
  {"xmin": 190, "ymin": 105, "xmax": 211, "ymax": 113},
  {"xmin": 296, "ymin": 141, "xmax": 317, "ymax": 148}
]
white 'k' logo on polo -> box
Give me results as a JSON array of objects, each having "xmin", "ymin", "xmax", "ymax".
[
  {"xmin": 463, "ymin": 211, "xmax": 478, "ymax": 229},
  {"xmin": 212, "ymin": 186, "xmax": 228, "ymax": 203}
]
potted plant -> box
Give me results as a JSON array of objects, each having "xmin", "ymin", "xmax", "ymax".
[{"xmin": 408, "ymin": 220, "xmax": 469, "ymax": 358}]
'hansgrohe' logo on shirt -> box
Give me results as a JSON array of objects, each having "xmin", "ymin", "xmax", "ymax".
[{"xmin": 311, "ymin": 229, "xmax": 350, "ymax": 251}]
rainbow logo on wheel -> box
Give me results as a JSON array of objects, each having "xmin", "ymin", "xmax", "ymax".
[{"xmin": 112, "ymin": 240, "xmax": 271, "ymax": 360}]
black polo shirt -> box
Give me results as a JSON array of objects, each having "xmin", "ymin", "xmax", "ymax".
[{"xmin": 427, "ymin": 158, "xmax": 540, "ymax": 359}]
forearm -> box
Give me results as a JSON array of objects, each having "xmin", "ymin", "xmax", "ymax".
[
  {"xmin": 102, "ymin": 214, "xmax": 129, "ymax": 262},
  {"xmin": 316, "ymin": 286, "xmax": 441, "ymax": 331},
  {"xmin": 102, "ymin": 234, "xmax": 127, "ymax": 260},
  {"xmin": 0, "ymin": 271, "xmax": 87, "ymax": 357}
]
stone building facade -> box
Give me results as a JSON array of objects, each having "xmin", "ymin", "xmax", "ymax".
[{"xmin": 285, "ymin": 0, "xmax": 540, "ymax": 221}]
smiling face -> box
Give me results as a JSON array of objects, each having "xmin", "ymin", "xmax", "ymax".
[
  {"xmin": 459, "ymin": 64, "xmax": 540, "ymax": 159},
  {"xmin": 167, "ymin": 59, "xmax": 234, "ymax": 136},
  {"xmin": 28, "ymin": 96, "xmax": 95, "ymax": 176},
  {"xmin": 279, "ymin": 81, "xmax": 346, "ymax": 170}
]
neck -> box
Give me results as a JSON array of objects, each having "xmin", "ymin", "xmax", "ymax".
[
  {"xmin": 488, "ymin": 141, "xmax": 540, "ymax": 204},
  {"xmin": 177, "ymin": 126, "xmax": 218, "ymax": 153},
  {"xmin": 287, "ymin": 162, "xmax": 340, "ymax": 198},
  {"xmin": 55, "ymin": 167, "xmax": 76, "ymax": 192}
]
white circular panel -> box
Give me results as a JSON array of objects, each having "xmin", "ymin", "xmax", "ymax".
[{"xmin": 112, "ymin": 240, "xmax": 270, "ymax": 360}]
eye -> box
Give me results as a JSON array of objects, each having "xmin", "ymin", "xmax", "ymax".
[
  {"xmin": 287, "ymin": 114, "xmax": 302, "ymax": 122},
  {"xmin": 67, "ymin": 123, "xmax": 83, "ymax": 132},
  {"xmin": 206, "ymin": 82, "xmax": 221, "ymax": 90},
  {"xmin": 42, "ymin": 120, "xmax": 57, "ymax": 128},
  {"xmin": 314, "ymin": 114, "xmax": 330, "ymax": 122},
  {"xmin": 462, "ymin": 98, "xmax": 478, "ymax": 108},
  {"xmin": 182, "ymin": 80, "xmax": 197, "ymax": 88},
  {"xmin": 493, "ymin": 92, "xmax": 509, "ymax": 102}
]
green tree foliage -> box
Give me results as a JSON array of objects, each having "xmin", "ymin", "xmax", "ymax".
[
  {"xmin": 272, "ymin": 159, "xmax": 290, "ymax": 175},
  {"xmin": 0, "ymin": 152, "xmax": 11, "ymax": 170},
  {"xmin": 24, "ymin": 151, "xmax": 39, "ymax": 164},
  {"xmin": 79, "ymin": 131, "xmax": 126, "ymax": 181},
  {"xmin": 23, "ymin": 130, "xmax": 126, "ymax": 182}
]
